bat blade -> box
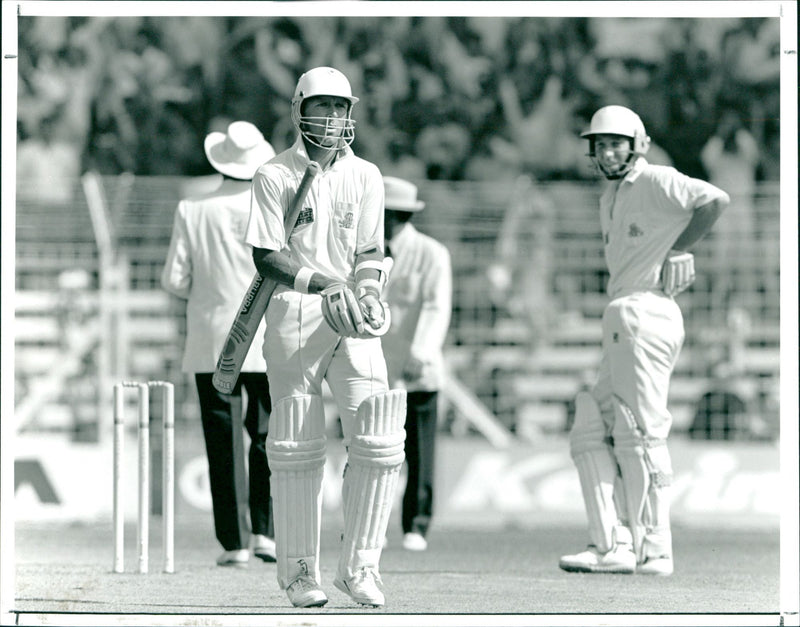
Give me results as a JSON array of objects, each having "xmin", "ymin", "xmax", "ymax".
[
  {"xmin": 211, "ymin": 161, "xmax": 320, "ymax": 393},
  {"xmin": 211, "ymin": 273, "xmax": 276, "ymax": 392}
]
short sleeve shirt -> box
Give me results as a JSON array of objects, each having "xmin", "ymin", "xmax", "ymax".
[
  {"xmin": 600, "ymin": 158, "xmax": 727, "ymax": 298},
  {"xmin": 245, "ymin": 138, "xmax": 384, "ymax": 285}
]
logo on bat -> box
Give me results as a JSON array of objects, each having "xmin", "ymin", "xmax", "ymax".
[{"xmin": 239, "ymin": 276, "xmax": 265, "ymax": 315}]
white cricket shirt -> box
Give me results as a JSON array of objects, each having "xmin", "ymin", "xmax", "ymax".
[
  {"xmin": 600, "ymin": 157, "xmax": 728, "ymax": 299},
  {"xmin": 245, "ymin": 138, "xmax": 384, "ymax": 285}
]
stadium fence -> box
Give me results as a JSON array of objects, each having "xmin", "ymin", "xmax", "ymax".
[{"xmin": 13, "ymin": 175, "xmax": 780, "ymax": 442}]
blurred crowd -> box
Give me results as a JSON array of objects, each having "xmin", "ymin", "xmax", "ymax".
[{"xmin": 17, "ymin": 15, "xmax": 781, "ymax": 189}]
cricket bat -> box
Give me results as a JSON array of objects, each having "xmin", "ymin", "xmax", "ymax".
[{"xmin": 212, "ymin": 161, "xmax": 320, "ymax": 393}]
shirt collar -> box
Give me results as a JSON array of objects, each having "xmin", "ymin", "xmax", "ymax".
[
  {"xmin": 291, "ymin": 136, "xmax": 353, "ymax": 168},
  {"xmin": 622, "ymin": 156, "xmax": 647, "ymax": 184}
]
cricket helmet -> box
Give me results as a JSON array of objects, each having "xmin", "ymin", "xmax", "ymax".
[
  {"xmin": 291, "ymin": 66, "xmax": 358, "ymax": 150},
  {"xmin": 582, "ymin": 105, "xmax": 650, "ymax": 179}
]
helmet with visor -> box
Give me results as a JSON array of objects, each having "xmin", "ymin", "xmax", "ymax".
[
  {"xmin": 581, "ymin": 105, "xmax": 650, "ymax": 179},
  {"xmin": 291, "ymin": 67, "xmax": 359, "ymax": 150}
]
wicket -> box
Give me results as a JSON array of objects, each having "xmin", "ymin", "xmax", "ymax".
[{"xmin": 113, "ymin": 380, "xmax": 175, "ymax": 574}]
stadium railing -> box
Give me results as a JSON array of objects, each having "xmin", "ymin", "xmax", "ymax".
[{"xmin": 13, "ymin": 176, "xmax": 780, "ymax": 442}]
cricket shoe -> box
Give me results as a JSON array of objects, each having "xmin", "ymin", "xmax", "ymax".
[
  {"xmin": 252, "ymin": 534, "xmax": 277, "ymax": 563},
  {"xmin": 559, "ymin": 544, "xmax": 636, "ymax": 574},
  {"xmin": 286, "ymin": 574, "xmax": 328, "ymax": 608},
  {"xmin": 216, "ymin": 549, "xmax": 249, "ymax": 568},
  {"xmin": 638, "ymin": 555, "xmax": 674, "ymax": 576},
  {"xmin": 334, "ymin": 567, "xmax": 385, "ymax": 607},
  {"xmin": 402, "ymin": 532, "xmax": 428, "ymax": 551}
]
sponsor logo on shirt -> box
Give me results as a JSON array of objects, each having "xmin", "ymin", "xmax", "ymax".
[
  {"xmin": 628, "ymin": 223, "xmax": 644, "ymax": 238},
  {"xmin": 338, "ymin": 211, "xmax": 354, "ymax": 229},
  {"xmin": 295, "ymin": 206, "xmax": 314, "ymax": 227}
]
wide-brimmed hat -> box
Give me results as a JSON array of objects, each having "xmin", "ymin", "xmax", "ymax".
[
  {"xmin": 204, "ymin": 121, "xmax": 276, "ymax": 180},
  {"xmin": 383, "ymin": 176, "xmax": 425, "ymax": 212}
]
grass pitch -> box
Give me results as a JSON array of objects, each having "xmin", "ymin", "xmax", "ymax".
[{"xmin": 11, "ymin": 516, "xmax": 781, "ymax": 625}]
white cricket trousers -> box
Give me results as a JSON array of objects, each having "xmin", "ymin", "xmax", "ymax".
[
  {"xmin": 594, "ymin": 290, "xmax": 684, "ymax": 440},
  {"xmin": 262, "ymin": 287, "xmax": 393, "ymax": 589},
  {"xmin": 263, "ymin": 288, "xmax": 389, "ymax": 436}
]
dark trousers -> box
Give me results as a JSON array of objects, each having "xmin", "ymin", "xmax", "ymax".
[
  {"xmin": 195, "ymin": 372, "xmax": 273, "ymax": 551},
  {"xmin": 402, "ymin": 390, "xmax": 438, "ymax": 537}
]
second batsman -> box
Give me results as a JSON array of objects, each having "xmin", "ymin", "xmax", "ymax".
[{"xmin": 559, "ymin": 105, "xmax": 729, "ymax": 576}]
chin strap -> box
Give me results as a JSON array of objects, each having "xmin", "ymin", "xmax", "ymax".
[{"xmin": 600, "ymin": 156, "xmax": 635, "ymax": 180}]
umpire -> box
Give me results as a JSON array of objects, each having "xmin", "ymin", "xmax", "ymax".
[
  {"xmin": 161, "ymin": 120, "xmax": 277, "ymax": 567},
  {"xmin": 381, "ymin": 176, "xmax": 452, "ymax": 551}
]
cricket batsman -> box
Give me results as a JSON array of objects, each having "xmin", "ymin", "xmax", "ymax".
[
  {"xmin": 559, "ymin": 105, "xmax": 729, "ymax": 576},
  {"xmin": 243, "ymin": 66, "xmax": 405, "ymax": 608}
]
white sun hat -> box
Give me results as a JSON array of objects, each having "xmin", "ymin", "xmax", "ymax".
[
  {"xmin": 383, "ymin": 176, "xmax": 425, "ymax": 212},
  {"xmin": 204, "ymin": 121, "xmax": 276, "ymax": 180}
]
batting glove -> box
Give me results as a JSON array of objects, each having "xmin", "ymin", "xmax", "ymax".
[
  {"xmin": 661, "ymin": 250, "xmax": 695, "ymax": 297},
  {"xmin": 321, "ymin": 284, "xmax": 391, "ymax": 338},
  {"xmin": 321, "ymin": 284, "xmax": 366, "ymax": 337},
  {"xmin": 356, "ymin": 279, "xmax": 392, "ymax": 337}
]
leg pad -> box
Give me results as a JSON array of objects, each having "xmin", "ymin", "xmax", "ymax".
[
  {"xmin": 267, "ymin": 395, "xmax": 326, "ymax": 588},
  {"xmin": 338, "ymin": 390, "xmax": 406, "ymax": 579},
  {"xmin": 612, "ymin": 395, "xmax": 673, "ymax": 561},
  {"xmin": 569, "ymin": 392, "xmax": 625, "ymax": 553}
]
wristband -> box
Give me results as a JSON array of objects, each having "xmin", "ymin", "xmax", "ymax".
[
  {"xmin": 294, "ymin": 267, "xmax": 315, "ymax": 294},
  {"xmin": 355, "ymin": 259, "xmax": 387, "ymax": 288},
  {"xmin": 356, "ymin": 278, "xmax": 382, "ymax": 299},
  {"xmin": 355, "ymin": 259, "xmax": 385, "ymax": 275}
]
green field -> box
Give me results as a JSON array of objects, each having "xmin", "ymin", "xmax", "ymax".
[{"xmin": 11, "ymin": 516, "xmax": 782, "ymax": 626}]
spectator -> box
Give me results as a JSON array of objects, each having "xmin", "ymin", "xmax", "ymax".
[
  {"xmin": 489, "ymin": 75, "xmax": 586, "ymax": 180},
  {"xmin": 661, "ymin": 47, "xmax": 716, "ymax": 179},
  {"xmin": 54, "ymin": 268, "xmax": 96, "ymax": 441},
  {"xmin": 486, "ymin": 174, "xmax": 555, "ymax": 348},
  {"xmin": 415, "ymin": 122, "xmax": 472, "ymax": 180},
  {"xmin": 701, "ymin": 107, "xmax": 760, "ymax": 313},
  {"xmin": 17, "ymin": 112, "xmax": 81, "ymax": 205},
  {"xmin": 13, "ymin": 16, "xmax": 781, "ymax": 185}
]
